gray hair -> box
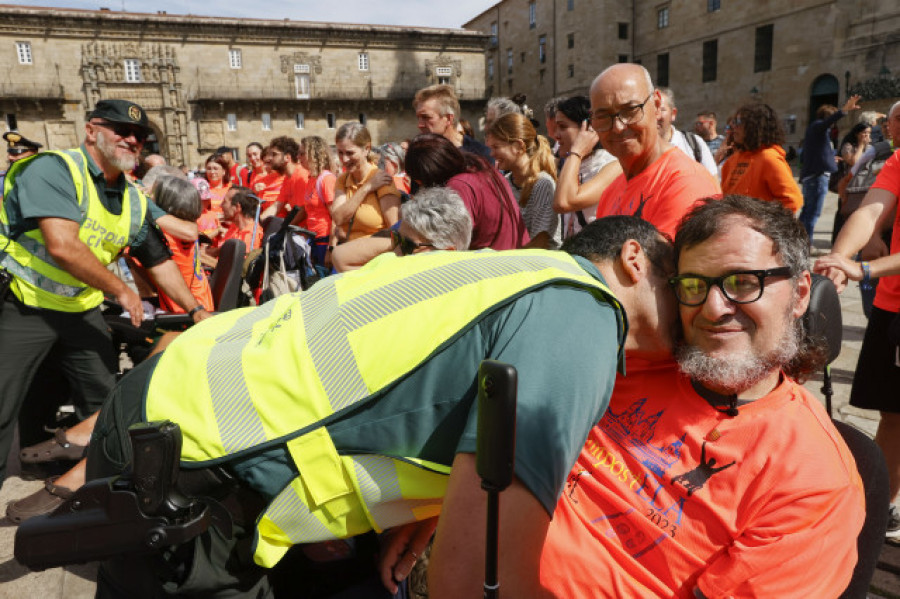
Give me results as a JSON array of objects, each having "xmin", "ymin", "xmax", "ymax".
[
  {"xmin": 543, "ymin": 96, "xmax": 567, "ymax": 118},
  {"xmin": 858, "ymin": 111, "xmax": 881, "ymax": 127},
  {"xmin": 142, "ymin": 164, "xmax": 184, "ymax": 195},
  {"xmin": 402, "ymin": 187, "xmax": 472, "ymax": 250},
  {"xmin": 378, "ymin": 142, "xmax": 406, "ymax": 172},
  {"xmin": 486, "ymin": 97, "xmax": 523, "ymax": 119},
  {"xmin": 890, "ymin": 101, "xmax": 900, "ymax": 119},
  {"xmin": 152, "ymin": 175, "xmax": 202, "ymax": 222},
  {"xmin": 657, "ymin": 87, "xmax": 676, "ymax": 109}
]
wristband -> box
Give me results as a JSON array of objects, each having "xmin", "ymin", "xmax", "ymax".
[
  {"xmin": 566, "ymin": 151, "xmax": 583, "ymax": 160},
  {"xmin": 860, "ymin": 261, "xmax": 873, "ymax": 291},
  {"xmin": 188, "ymin": 305, "xmax": 206, "ymax": 317}
]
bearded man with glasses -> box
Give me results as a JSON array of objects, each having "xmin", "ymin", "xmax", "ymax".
[
  {"xmin": 589, "ymin": 63, "xmax": 720, "ymax": 238},
  {"xmin": 541, "ymin": 196, "xmax": 864, "ymax": 598},
  {"xmin": 0, "ymin": 99, "xmax": 211, "ymax": 489}
]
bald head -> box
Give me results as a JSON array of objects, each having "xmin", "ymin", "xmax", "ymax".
[
  {"xmin": 589, "ymin": 63, "xmax": 663, "ymax": 178},
  {"xmin": 884, "ymin": 101, "xmax": 900, "ymax": 144}
]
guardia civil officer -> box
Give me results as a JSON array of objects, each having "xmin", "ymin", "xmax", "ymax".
[{"xmin": 0, "ymin": 99, "xmax": 211, "ymax": 484}]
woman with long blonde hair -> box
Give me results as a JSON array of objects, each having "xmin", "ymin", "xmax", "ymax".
[
  {"xmin": 486, "ymin": 112, "xmax": 560, "ymax": 248},
  {"xmin": 299, "ymin": 135, "xmax": 338, "ymax": 267}
]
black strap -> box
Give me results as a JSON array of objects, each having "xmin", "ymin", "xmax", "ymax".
[{"xmin": 682, "ymin": 130, "xmax": 703, "ymax": 163}]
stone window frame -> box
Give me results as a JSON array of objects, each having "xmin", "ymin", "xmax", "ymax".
[
  {"xmin": 359, "ymin": 113, "xmax": 367, "ymax": 126},
  {"xmin": 529, "ymin": 1, "xmax": 537, "ymax": 29},
  {"xmin": 15, "ymin": 41, "xmax": 32, "ymax": 65},
  {"xmin": 295, "ymin": 113, "xmax": 305, "ymax": 130},
  {"xmin": 358, "ymin": 52, "xmax": 369, "ymax": 71},
  {"xmin": 124, "ymin": 58, "xmax": 141, "ymax": 83},
  {"xmin": 618, "ymin": 23, "xmax": 629, "ymax": 40},
  {"xmin": 707, "ymin": 0, "xmax": 721, "ymax": 12},
  {"xmin": 261, "ymin": 112, "xmax": 272, "ymax": 131},
  {"xmin": 294, "ymin": 64, "xmax": 311, "ymax": 99},
  {"xmin": 226, "ymin": 112, "xmax": 237, "ymax": 132},
  {"xmin": 657, "ymin": 53, "xmax": 669, "ymax": 87},
  {"xmin": 229, "ymin": 48, "xmax": 242, "ymax": 69},
  {"xmin": 507, "ymin": 49, "xmax": 513, "ymax": 74},
  {"xmin": 538, "ymin": 35, "xmax": 547, "ymax": 64},
  {"xmin": 436, "ymin": 66, "xmax": 453, "ymax": 85},
  {"xmin": 657, "ymin": 5, "xmax": 670, "ymax": 29},
  {"xmin": 567, "ymin": 64, "xmax": 574, "ymax": 78},
  {"xmin": 326, "ymin": 113, "xmax": 336, "ymax": 129},
  {"xmin": 754, "ymin": 24, "xmax": 774, "ymax": 73},
  {"xmin": 487, "ymin": 57, "xmax": 494, "ymax": 80},
  {"xmin": 567, "ymin": 33, "xmax": 575, "ymax": 49},
  {"xmin": 702, "ymin": 39, "xmax": 718, "ymax": 82}
]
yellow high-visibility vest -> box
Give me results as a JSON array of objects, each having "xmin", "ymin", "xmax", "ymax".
[
  {"xmin": 145, "ymin": 249, "xmax": 625, "ymax": 567},
  {"xmin": 0, "ymin": 148, "xmax": 147, "ymax": 311}
]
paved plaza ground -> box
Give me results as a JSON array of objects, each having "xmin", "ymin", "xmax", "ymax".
[{"xmin": 0, "ymin": 192, "xmax": 898, "ymax": 598}]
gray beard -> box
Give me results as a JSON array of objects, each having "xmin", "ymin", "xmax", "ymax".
[
  {"xmin": 97, "ymin": 129, "xmax": 137, "ymax": 173},
  {"xmin": 675, "ymin": 314, "xmax": 800, "ymax": 395}
]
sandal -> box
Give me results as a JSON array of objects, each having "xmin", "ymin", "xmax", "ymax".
[
  {"xmin": 5, "ymin": 475, "xmax": 74, "ymax": 524},
  {"xmin": 19, "ymin": 428, "xmax": 87, "ymax": 464}
]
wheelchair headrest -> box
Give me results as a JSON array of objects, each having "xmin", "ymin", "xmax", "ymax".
[{"xmin": 803, "ymin": 273, "xmax": 842, "ymax": 365}]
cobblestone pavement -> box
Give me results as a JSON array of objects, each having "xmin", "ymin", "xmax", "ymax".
[{"xmin": 0, "ymin": 192, "xmax": 897, "ymax": 597}]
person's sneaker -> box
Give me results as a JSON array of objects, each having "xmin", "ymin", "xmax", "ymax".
[
  {"xmin": 5, "ymin": 475, "xmax": 73, "ymax": 524},
  {"xmin": 887, "ymin": 504, "xmax": 900, "ymax": 541}
]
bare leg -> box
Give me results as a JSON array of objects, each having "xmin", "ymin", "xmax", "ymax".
[{"xmin": 53, "ymin": 456, "xmax": 86, "ymax": 491}]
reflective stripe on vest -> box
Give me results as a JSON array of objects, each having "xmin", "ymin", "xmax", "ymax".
[
  {"xmin": 0, "ymin": 148, "xmax": 147, "ymax": 311},
  {"xmin": 145, "ymin": 249, "xmax": 625, "ymax": 567}
]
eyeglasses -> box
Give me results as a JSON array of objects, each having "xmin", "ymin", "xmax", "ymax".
[
  {"xmin": 91, "ymin": 120, "xmax": 149, "ymax": 143},
  {"xmin": 390, "ymin": 229, "xmax": 434, "ymax": 256},
  {"xmin": 733, "ymin": 118, "xmax": 743, "ymax": 126},
  {"xmin": 668, "ymin": 267, "xmax": 793, "ymax": 307},
  {"xmin": 7, "ymin": 148, "xmax": 32, "ymax": 156},
  {"xmin": 590, "ymin": 93, "xmax": 653, "ymax": 132}
]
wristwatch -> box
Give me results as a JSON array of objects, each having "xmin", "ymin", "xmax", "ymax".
[{"xmin": 188, "ymin": 305, "xmax": 206, "ymax": 317}]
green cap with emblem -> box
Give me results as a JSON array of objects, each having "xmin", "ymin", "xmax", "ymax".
[{"xmin": 88, "ymin": 99, "xmax": 150, "ymax": 132}]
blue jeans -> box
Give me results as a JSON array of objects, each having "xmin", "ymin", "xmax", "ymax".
[{"xmin": 799, "ymin": 173, "xmax": 831, "ymax": 242}]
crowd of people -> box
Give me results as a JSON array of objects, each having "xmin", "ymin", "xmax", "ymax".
[{"xmin": 0, "ymin": 61, "xmax": 898, "ymax": 598}]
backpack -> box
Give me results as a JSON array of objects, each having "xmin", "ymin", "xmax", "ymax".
[
  {"xmin": 244, "ymin": 208, "xmax": 319, "ymax": 302},
  {"xmin": 681, "ymin": 130, "xmax": 704, "ymax": 163},
  {"xmin": 840, "ymin": 141, "xmax": 894, "ymax": 217}
]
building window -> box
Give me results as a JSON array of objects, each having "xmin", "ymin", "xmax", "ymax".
[
  {"xmin": 657, "ymin": 53, "xmax": 669, "ymax": 87},
  {"xmin": 754, "ymin": 24, "xmax": 774, "ymax": 73},
  {"xmin": 295, "ymin": 113, "xmax": 305, "ymax": 130},
  {"xmin": 294, "ymin": 64, "xmax": 310, "ymax": 99},
  {"xmin": 540, "ymin": 69, "xmax": 545, "ymax": 84},
  {"xmin": 539, "ymin": 36, "xmax": 546, "ymax": 63},
  {"xmin": 529, "ymin": 1, "xmax": 536, "ymax": 28},
  {"xmin": 657, "ymin": 6, "xmax": 669, "ymax": 29},
  {"xmin": 226, "ymin": 113, "xmax": 237, "ymax": 132},
  {"xmin": 507, "ymin": 49, "xmax": 513, "ymax": 74},
  {"xmin": 702, "ymin": 39, "xmax": 718, "ymax": 82},
  {"xmin": 124, "ymin": 58, "xmax": 141, "ymax": 83},
  {"xmin": 568, "ymin": 64, "xmax": 575, "ymax": 78},
  {"xmin": 567, "ymin": 33, "xmax": 574, "ymax": 49},
  {"xmin": 228, "ymin": 49, "xmax": 242, "ymax": 69},
  {"xmin": 359, "ymin": 113, "xmax": 367, "ymax": 126},
  {"xmin": 567, "ymin": 0, "xmax": 574, "ymax": 9},
  {"xmin": 707, "ymin": 0, "xmax": 720, "ymax": 11},
  {"xmin": 326, "ymin": 113, "xmax": 336, "ymax": 129},
  {"xmin": 15, "ymin": 41, "xmax": 32, "ymax": 65},
  {"xmin": 618, "ymin": 23, "xmax": 628, "ymax": 40},
  {"xmin": 490, "ymin": 22, "xmax": 498, "ymax": 46},
  {"xmin": 261, "ymin": 112, "xmax": 271, "ymax": 131},
  {"xmin": 358, "ymin": 52, "xmax": 369, "ymax": 71},
  {"xmin": 521, "ymin": 51, "xmax": 526, "ymax": 63},
  {"xmin": 618, "ymin": 54, "xmax": 629, "ymax": 63},
  {"xmin": 488, "ymin": 57, "xmax": 494, "ymax": 80},
  {"xmin": 435, "ymin": 66, "xmax": 453, "ymax": 85}
]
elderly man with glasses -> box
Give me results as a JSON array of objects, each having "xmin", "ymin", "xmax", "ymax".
[
  {"xmin": 588, "ymin": 63, "xmax": 720, "ymax": 238},
  {"xmin": 0, "ymin": 99, "xmax": 211, "ymax": 488},
  {"xmin": 541, "ymin": 196, "xmax": 864, "ymax": 598}
]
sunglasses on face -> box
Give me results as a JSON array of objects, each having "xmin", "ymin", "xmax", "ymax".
[
  {"xmin": 92, "ymin": 120, "xmax": 149, "ymax": 143},
  {"xmin": 7, "ymin": 148, "xmax": 32, "ymax": 156},
  {"xmin": 390, "ymin": 229, "xmax": 434, "ymax": 256}
]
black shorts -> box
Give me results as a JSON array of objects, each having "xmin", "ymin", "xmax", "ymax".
[{"xmin": 849, "ymin": 306, "xmax": 900, "ymax": 413}]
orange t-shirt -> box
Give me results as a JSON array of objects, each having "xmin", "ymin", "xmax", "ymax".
[
  {"xmin": 197, "ymin": 209, "xmax": 220, "ymax": 239},
  {"xmin": 872, "ymin": 151, "xmax": 900, "ymax": 312},
  {"xmin": 215, "ymin": 222, "xmax": 262, "ymax": 254},
  {"xmin": 276, "ymin": 165, "xmax": 310, "ymax": 219},
  {"xmin": 721, "ymin": 145, "xmax": 803, "ymax": 212},
  {"xmin": 249, "ymin": 169, "xmax": 285, "ymax": 207},
  {"xmin": 336, "ymin": 168, "xmax": 399, "ymax": 241},
  {"xmin": 156, "ymin": 232, "xmax": 214, "ymax": 313},
  {"xmin": 207, "ymin": 181, "xmax": 231, "ymax": 218},
  {"xmin": 540, "ymin": 359, "xmax": 864, "ymax": 598},
  {"xmin": 304, "ymin": 171, "xmax": 337, "ymax": 238},
  {"xmin": 597, "ymin": 148, "xmax": 721, "ymax": 238}
]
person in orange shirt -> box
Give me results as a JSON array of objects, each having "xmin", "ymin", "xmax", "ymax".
[
  {"xmin": 590, "ymin": 64, "xmax": 720, "ymax": 239},
  {"xmin": 720, "ymin": 103, "xmax": 803, "ymax": 213},
  {"xmin": 204, "ymin": 153, "xmax": 232, "ymax": 218},
  {"xmin": 541, "ymin": 197, "xmax": 864, "ymax": 598},
  {"xmin": 267, "ymin": 135, "xmax": 309, "ymax": 221},
  {"xmin": 298, "ymin": 135, "xmax": 337, "ymax": 267},
  {"xmin": 150, "ymin": 175, "xmax": 214, "ymax": 313},
  {"xmin": 248, "ymin": 145, "xmax": 285, "ymax": 213},
  {"xmin": 204, "ymin": 187, "xmax": 261, "ymax": 266},
  {"xmin": 378, "ymin": 141, "xmax": 411, "ymax": 194},
  {"xmin": 332, "ymin": 122, "xmax": 400, "ymax": 242}
]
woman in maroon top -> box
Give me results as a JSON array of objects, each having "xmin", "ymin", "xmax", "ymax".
[{"xmin": 405, "ymin": 133, "xmax": 529, "ymax": 250}]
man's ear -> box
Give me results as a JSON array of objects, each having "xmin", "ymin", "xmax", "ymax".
[
  {"xmin": 618, "ymin": 239, "xmax": 647, "ymax": 284},
  {"xmin": 671, "ymin": 106, "xmax": 678, "ymax": 123},
  {"xmin": 792, "ymin": 270, "xmax": 812, "ymax": 320}
]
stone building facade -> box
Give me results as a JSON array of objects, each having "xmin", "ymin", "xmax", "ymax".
[
  {"xmin": 465, "ymin": 0, "xmax": 900, "ymax": 146},
  {"xmin": 0, "ymin": 5, "xmax": 489, "ymax": 167}
]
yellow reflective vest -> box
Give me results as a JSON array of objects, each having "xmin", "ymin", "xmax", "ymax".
[
  {"xmin": 0, "ymin": 148, "xmax": 147, "ymax": 311},
  {"xmin": 145, "ymin": 249, "xmax": 625, "ymax": 567}
]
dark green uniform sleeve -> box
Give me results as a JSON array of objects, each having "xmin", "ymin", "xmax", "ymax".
[{"xmin": 8, "ymin": 154, "xmax": 83, "ymax": 226}]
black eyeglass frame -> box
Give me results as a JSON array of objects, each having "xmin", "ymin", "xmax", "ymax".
[
  {"xmin": 668, "ymin": 266, "xmax": 794, "ymax": 307},
  {"xmin": 590, "ymin": 93, "xmax": 654, "ymax": 133},
  {"xmin": 91, "ymin": 120, "xmax": 149, "ymax": 143},
  {"xmin": 390, "ymin": 229, "xmax": 435, "ymax": 256}
]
